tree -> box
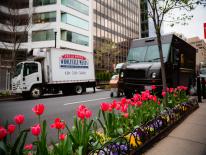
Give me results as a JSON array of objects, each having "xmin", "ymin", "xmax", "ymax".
[
  {"xmin": 95, "ymin": 38, "xmax": 120, "ymax": 72},
  {"xmin": 146, "ymin": 0, "xmax": 204, "ymax": 106},
  {"xmin": 0, "ymin": 0, "xmax": 33, "ymax": 73}
]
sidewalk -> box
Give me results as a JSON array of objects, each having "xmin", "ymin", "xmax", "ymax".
[{"xmin": 144, "ymin": 101, "xmax": 206, "ymax": 155}]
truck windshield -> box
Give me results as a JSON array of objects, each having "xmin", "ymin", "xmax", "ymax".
[
  {"xmin": 200, "ymin": 68, "xmax": 206, "ymax": 74},
  {"xmin": 14, "ymin": 63, "xmax": 23, "ymax": 77},
  {"xmin": 127, "ymin": 43, "xmax": 171, "ymax": 63}
]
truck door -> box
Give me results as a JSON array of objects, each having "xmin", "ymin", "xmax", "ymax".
[
  {"xmin": 23, "ymin": 62, "xmax": 42, "ymax": 91},
  {"xmin": 172, "ymin": 48, "xmax": 180, "ymax": 87}
]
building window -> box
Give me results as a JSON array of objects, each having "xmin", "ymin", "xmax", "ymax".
[
  {"xmin": 61, "ymin": 29, "xmax": 89, "ymax": 46},
  {"xmin": 61, "ymin": 12, "xmax": 89, "ymax": 30},
  {"xmin": 33, "ymin": 12, "xmax": 56, "ymax": 24},
  {"xmin": 32, "ymin": 30, "xmax": 54, "ymax": 41},
  {"xmin": 33, "ymin": 0, "xmax": 56, "ymax": 6},
  {"xmin": 61, "ymin": 0, "xmax": 89, "ymax": 15}
]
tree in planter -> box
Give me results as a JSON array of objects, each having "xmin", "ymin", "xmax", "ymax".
[
  {"xmin": 146, "ymin": 0, "xmax": 204, "ymax": 107},
  {"xmin": 0, "ymin": 0, "xmax": 33, "ymax": 74}
]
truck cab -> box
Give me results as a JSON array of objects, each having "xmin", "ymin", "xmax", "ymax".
[
  {"xmin": 12, "ymin": 61, "xmax": 42, "ymax": 98},
  {"xmin": 119, "ymin": 34, "xmax": 196, "ymax": 98}
]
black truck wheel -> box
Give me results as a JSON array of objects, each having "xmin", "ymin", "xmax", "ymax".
[
  {"xmin": 74, "ymin": 85, "xmax": 83, "ymax": 94},
  {"xmin": 124, "ymin": 90, "xmax": 133, "ymax": 99},
  {"xmin": 30, "ymin": 87, "xmax": 42, "ymax": 98}
]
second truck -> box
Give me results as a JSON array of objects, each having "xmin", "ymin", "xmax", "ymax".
[{"xmin": 12, "ymin": 48, "xmax": 96, "ymax": 98}]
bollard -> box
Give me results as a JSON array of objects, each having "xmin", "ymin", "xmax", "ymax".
[
  {"xmin": 202, "ymin": 77, "xmax": 206, "ymax": 99},
  {"xmin": 197, "ymin": 76, "xmax": 202, "ymax": 102}
]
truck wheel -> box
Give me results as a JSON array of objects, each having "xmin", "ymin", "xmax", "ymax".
[
  {"xmin": 30, "ymin": 87, "xmax": 42, "ymax": 98},
  {"xmin": 74, "ymin": 85, "xmax": 83, "ymax": 95},
  {"xmin": 124, "ymin": 90, "xmax": 133, "ymax": 99}
]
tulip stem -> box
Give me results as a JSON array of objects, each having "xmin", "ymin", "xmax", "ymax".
[
  {"xmin": 18, "ymin": 125, "xmax": 21, "ymax": 133},
  {"xmin": 38, "ymin": 115, "xmax": 41, "ymax": 125}
]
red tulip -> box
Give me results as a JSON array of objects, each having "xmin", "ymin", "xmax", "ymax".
[
  {"xmin": 59, "ymin": 133, "xmax": 66, "ymax": 141},
  {"xmin": 162, "ymin": 91, "xmax": 166, "ymax": 97},
  {"xmin": 50, "ymin": 118, "xmax": 65, "ymax": 130},
  {"xmin": 24, "ymin": 144, "xmax": 33, "ymax": 150},
  {"xmin": 77, "ymin": 110, "xmax": 85, "ymax": 120},
  {"xmin": 100, "ymin": 102, "xmax": 110, "ymax": 111},
  {"xmin": 7, "ymin": 124, "xmax": 16, "ymax": 134},
  {"xmin": 77, "ymin": 104, "xmax": 86, "ymax": 111},
  {"xmin": 31, "ymin": 124, "xmax": 41, "ymax": 136},
  {"xmin": 121, "ymin": 104, "xmax": 128, "ymax": 113},
  {"xmin": 123, "ymin": 113, "xmax": 129, "ymax": 118},
  {"xmin": 14, "ymin": 114, "xmax": 25, "ymax": 125},
  {"xmin": 0, "ymin": 127, "xmax": 7, "ymax": 140},
  {"xmin": 32, "ymin": 104, "xmax": 45, "ymax": 115},
  {"xmin": 151, "ymin": 85, "xmax": 156, "ymax": 90},
  {"xmin": 121, "ymin": 98, "xmax": 127, "ymax": 105},
  {"xmin": 85, "ymin": 110, "xmax": 92, "ymax": 119},
  {"xmin": 153, "ymin": 96, "xmax": 157, "ymax": 102},
  {"xmin": 137, "ymin": 101, "xmax": 142, "ymax": 107}
]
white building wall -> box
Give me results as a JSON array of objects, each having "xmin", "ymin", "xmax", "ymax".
[{"xmin": 27, "ymin": 0, "xmax": 93, "ymax": 53}]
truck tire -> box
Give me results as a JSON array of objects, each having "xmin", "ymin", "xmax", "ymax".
[
  {"xmin": 30, "ymin": 87, "xmax": 42, "ymax": 99},
  {"xmin": 124, "ymin": 90, "xmax": 133, "ymax": 99},
  {"xmin": 74, "ymin": 85, "xmax": 83, "ymax": 95}
]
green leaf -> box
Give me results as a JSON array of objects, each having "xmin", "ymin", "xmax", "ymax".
[
  {"xmin": 11, "ymin": 129, "xmax": 29, "ymax": 155},
  {"xmin": 18, "ymin": 131, "xmax": 28, "ymax": 155},
  {"xmin": 77, "ymin": 146, "xmax": 83, "ymax": 155},
  {"xmin": 0, "ymin": 141, "xmax": 7, "ymax": 154}
]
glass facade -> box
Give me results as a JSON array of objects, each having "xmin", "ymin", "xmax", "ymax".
[
  {"xmin": 61, "ymin": 0, "xmax": 89, "ymax": 15},
  {"xmin": 32, "ymin": 30, "xmax": 55, "ymax": 41},
  {"xmin": 33, "ymin": 12, "xmax": 56, "ymax": 24},
  {"xmin": 61, "ymin": 29, "xmax": 89, "ymax": 46},
  {"xmin": 140, "ymin": 0, "xmax": 149, "ymax": 38},
  {"xmin": 61, "ymin": 13, "xmax": 89, "ymax": 30},
  {"xmin": 33, "ymin": 0, "xmax": 56, "ymax": 6},
  {"xmin": 94, "ymin": 0, "xmax": 140, "ymax": 71}
]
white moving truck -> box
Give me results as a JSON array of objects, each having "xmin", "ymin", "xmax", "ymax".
[{"xmin": 12, "ymin": 48, "xmax": 96, "ymax": 98}]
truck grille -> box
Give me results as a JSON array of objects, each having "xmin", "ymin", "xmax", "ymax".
[
  {"xmin": 124, "ymin": 69, "xmax": 145, "ymax": 79},
  {"xmin": 12, "ymin": 84, "xmax": 17, "ymax": 90}
]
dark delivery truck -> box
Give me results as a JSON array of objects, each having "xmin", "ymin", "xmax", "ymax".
[{"xmin": 118, "ymin": 34, "xmax": 197, "ymax": 98}]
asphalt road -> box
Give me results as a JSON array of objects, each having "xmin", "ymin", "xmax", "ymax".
[{"xmin": 0, "ymin": 88, "xmax": 122, "ymax": 143}]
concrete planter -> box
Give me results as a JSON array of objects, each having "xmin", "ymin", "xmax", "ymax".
[{"xmin": 89, "ymin": 97, "xmax": 199, "ymax": 155}]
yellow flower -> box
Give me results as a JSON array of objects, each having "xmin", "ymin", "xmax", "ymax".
[
  {"xmin": 96, "ymin": 132, "xmax": 111, "ymax": 144},
  {"xmin": 125, "ymin": 134, "xmax": 142, "ymax": 148}
]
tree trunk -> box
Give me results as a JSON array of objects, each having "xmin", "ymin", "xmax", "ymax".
[{"xmin": 156, "ymin": 31, "xmax": 167, "ymax": 107}]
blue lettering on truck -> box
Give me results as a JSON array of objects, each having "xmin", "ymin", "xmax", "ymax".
[{"xmin": 59, "ymin": 54, "xmax": 89, "ymax": 69}]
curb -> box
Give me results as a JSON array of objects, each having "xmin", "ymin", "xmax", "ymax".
[{"xmin": 0, "ymin": 96, "xmax": 22, "ymax": 102}]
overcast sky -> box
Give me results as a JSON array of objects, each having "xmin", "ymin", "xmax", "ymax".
[{"xmin": 162, "ymin": 5, "xmax": 206, "ymax": 40}]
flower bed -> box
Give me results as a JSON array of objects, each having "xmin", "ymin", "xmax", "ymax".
[
  {"xmin": 89, "ymin": 98, "xmax": 198, "ymax": 155},
  {"xmin": 0, "ymin": 86, "xmax": 198, "ymax": 155}
]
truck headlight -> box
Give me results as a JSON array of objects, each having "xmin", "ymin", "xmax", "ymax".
[
  {"xmin": 120, "ymin": 72, "xmax": 124, "ymax": 78},
  {"xmin": 152, "ymin": 72, "xmax": 157, "ymax": 79}
]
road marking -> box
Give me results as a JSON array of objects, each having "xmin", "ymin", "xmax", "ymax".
[{"xmin": 63, "ymin": 97, "xmax": 111, "ymax": 106}]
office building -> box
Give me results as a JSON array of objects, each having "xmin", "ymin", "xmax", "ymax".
[
  {"xmin": 93, "ymin": 0, "xmax": 141, "ymax": 71},
  {"xmin": 187, "ymin": 37, "xmax": 206, "ymax": 69},
  {"xmin": 0, "ymin": 0, "xmax": 93, "ymax": 90}
]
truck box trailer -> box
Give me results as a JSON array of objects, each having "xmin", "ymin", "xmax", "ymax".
[{"xmin": 12, "ymin": 48, "xmax": 96, "ymax": 98}]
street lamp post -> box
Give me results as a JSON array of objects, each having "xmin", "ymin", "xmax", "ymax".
[{"xmin": 54, "ymin": 29, "xmax": 57, "ymax": 48}]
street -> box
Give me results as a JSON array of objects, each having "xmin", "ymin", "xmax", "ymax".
[{"xmin": 0, "ymin": 89, "xmax": 122, "ymax": 143}]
